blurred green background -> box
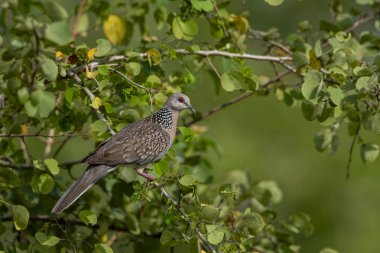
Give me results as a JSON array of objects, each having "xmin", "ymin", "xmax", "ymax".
[
  {"xmin": 188, "ymin": 1, "xmax": 380, "ymax": 252},
  {"xmin": 44, "ymin": 0, "xmax": 380, "ymax": 252}
]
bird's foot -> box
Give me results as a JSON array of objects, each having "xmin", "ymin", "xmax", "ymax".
[{"xmin": 136, "ymin": 168, "xmax": 155, "ymax": 181}]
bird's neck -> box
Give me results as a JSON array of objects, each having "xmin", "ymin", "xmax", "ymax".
[{"xmin": 151, "ymin": 107, "xmax": 179, "ymax": 130}]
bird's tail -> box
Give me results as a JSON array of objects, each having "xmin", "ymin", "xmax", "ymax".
[{"xmin": 51, "ymin": 164, "xmax": 115, "ymax": 214}]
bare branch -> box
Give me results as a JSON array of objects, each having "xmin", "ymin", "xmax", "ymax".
[
  {"xmin": 70, "ymin": 73, "xmax": 115, "ymax": 135},
  {"xmin": 153, "ymin": 182, "xmax": 216, "ymax": 253},
  {"xmin": 0, "ymin": 159, "xmax": 82, "ymax": 169},
  {"xmin": 346, "ymin": 123, "xmax": 361, "ymax": 181},
  {"xmin": 186, "ymin": 70, "xmax": 293, "ymax": 127},
  {"xmin": 109, "ymin": 68, "xmax": 151, "ymax": 92},
  {"xmin": 0, "ymin": 133, "xmax": 83, "ymax": 138},
  {"xmin": 346, "ymin": 7, "xmax": 380, "ymax": 34}
]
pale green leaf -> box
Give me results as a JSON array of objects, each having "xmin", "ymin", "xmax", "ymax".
[
  {"xmin": 35, "ymin": 232, "xmax": 61, "ymax": 247},
  {"xmin": 44, "ymin": 158, "xmax": 60, "ymax": 175},
  {"xmin": 12, "ymin": 205, "xmax": 29, "ymax": 230},
  {"xmin": 45, "ymin": 21, "xmax": 72, "ymax": 45},
  {"xmin": 79, "ymin": 210, "xmax": 98, "ymax": 225},
  {"xmin": 361, "ymin": 143, "xmax": 379, "ymax": 163},
  {"xmin": 179, "ymin": 175, "xmax": 196, "ymax": 187}
]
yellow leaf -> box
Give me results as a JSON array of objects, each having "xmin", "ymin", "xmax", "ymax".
[
  {"xmin": 85, "ymin": 67, "xmax": 98, "ymax": 79},
  {"xmin": 90, "ymin": 97, "xmax": 102, "ymax": 109},
  {"xmin": 87, "ymin": 48, "xmax": 97, "ymax": 60},
  {"xmin": 20, "ymin": 124, "xmax": 29, "ymax": 135},
  {"xmin": 103, "ymin": 14, "xmax": 126, "ymax": 45},
  {"xmin": 55, "ymin": 51, "xmax": 64, "ymax": 59},
  {"xmin": 229, "ymin": 14, "xmax": 249, "ymax": 34},
  {"xmin": 147, "ymin": 48, "xmax": 162, "ymax": 66}
]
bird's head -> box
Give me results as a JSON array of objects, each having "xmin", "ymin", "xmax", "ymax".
[{"xmin": 165, "ymin": 93, "xmax": 195, "ymax": 113}]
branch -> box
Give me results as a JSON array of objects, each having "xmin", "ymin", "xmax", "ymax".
[
  {"xmin": 0, "ymin": 133, "xmax": 83, "ymax": 138},
  {"xmin": 70, "ymin": 73, "xmax": 115, "ymax": 135},
  {"xmin": 67, "ymin": 49, "xmax": 292, "ymax": 76},
  {"xmin": 346, "ymin": 7, "xmax": 380, "ymax": 34},
  {"xmin": 109, "ymin": 68, "xmax": 151, "ymax": 92},
  {"xmin": 0, "ymin": 159, "xmax": 82, "ymax": 169},
  {"xmin": 186, "ymin": 70, "xmax": 293, "ymax": 127},
  {"xmin": 153, "ymin": 182, "xmax": 215, "ymax": 252},
  {"xmin": 346, "ymin": 123, "xmax": 361, "ymax": 181},
  {"xmin": 1, "ymin": 215, "xmax": 136, "ymax": 233}
]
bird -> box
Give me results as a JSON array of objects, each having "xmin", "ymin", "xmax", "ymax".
[{"xmin": 51, "ymin": 93, "xmax": 194, "ymax": 214}]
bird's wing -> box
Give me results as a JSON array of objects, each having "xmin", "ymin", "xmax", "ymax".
[{"xmin": 84, "ymin": 120, "xmax": 171, "ymax": 166}]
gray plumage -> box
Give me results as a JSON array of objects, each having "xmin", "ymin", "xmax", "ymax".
[{"xmin": 52, "ymin": 93, "xmax": 194, "ymax": 214}]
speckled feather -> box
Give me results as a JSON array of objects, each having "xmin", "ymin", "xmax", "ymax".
[
  {"xmin": 51, "ymin": 93, "xmax": 192, "ymax": 214},
  {"xmin": 84, "ymin": 108, "xmax": 174, "ymax": 166}
]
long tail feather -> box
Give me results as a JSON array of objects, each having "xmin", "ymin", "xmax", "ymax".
[{"xmin": 51, "ymin": 164, "xmax": 115, "ymax": 214}]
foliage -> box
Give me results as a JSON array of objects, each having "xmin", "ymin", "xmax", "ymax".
[{"xmin": 0, "ymin": 0, "xmax": 379, "ymax": 252}]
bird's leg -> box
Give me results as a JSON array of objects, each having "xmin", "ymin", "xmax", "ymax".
[{"xmin": 136, "ymin": 167, "xmax": 155, "ymax": 181}]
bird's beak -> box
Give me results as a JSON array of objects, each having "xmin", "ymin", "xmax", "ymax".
[{"xmin": 187, "ymin": 104, "xmax": 196, "ymax": 113}]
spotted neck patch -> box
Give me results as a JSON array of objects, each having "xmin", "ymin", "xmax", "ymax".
[{"xmin": 151, "ymin": 108, "xmax": 173, "ymax": 129}]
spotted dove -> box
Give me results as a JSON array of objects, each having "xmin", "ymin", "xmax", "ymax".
[{"xmin": 52, "ymin": 93, "xmax": 194, "ymax": 214}]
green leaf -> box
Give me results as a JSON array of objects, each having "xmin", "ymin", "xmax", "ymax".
[
  {"xmin": 0, "ymin": 167, "xmax": 21, "ymax": 188},
  {"xmin": 172, "ymin": 17, "xmax": 198, "ymax": 41},
  {"xmin": 91, "ymin": 120, "xmax": 108, "ymax": 135},
  {"xmin": 95, "ymin": 39, "xmax": 112, "ymax": 57},
  {"xmin": 360, "ymin": 143, "xmax": 379, "ymax": 163},
  {"xmin": 356, "ymin": 0, "xmax": 374, "ymax": 5},
  {"xmin": 65, "ymin": 87, "xmax": 76, "ymax": 103},
  {"xmin": 125, "ymin": 62, "xmax": 141, "ymax": 76},
  {"xmin": 35, "ymin": 232, "xmax": 61, "ymax": 247},
  {"xmin": 315, "ymin": 40, "xmax": 322, "ymax": 57},
  {"xmin": 153, "ymin": 160, "xmax": 169, "ymax": 177},
  {"xmin": 160, "ymin": 230, "xmax": 173, "ymax": 245},
  {"xmin": 94, "ymin": 243, "xmax": 113, "ymax": 253},
  {"xmin": 355, "ymin": 76, "xmax": 370, "ymax": 90},
  {"xmin": 206, "ymin": 224, "xmax": 224, "ymax": 244},
  {"xmin": 79, "ymin": 210, "xmax": 98, "ymax": 225},
  {"xmin": 45, "ymin": 21, "xmax": 72, "ymax": 45},
  {"xmin": 44, "ymin": 158, "xmax": 60, "ymax": 175},
  {"xmin": 12, "ymin": 205, "xmax": 29, "ymax": 230},
  {"xmin": 244, "ymin": 210, "xmax": 265, "ymax": 233},
  {"xmin": 179, "ymin": 175, "xmax": 196, "ymax": 187},
  {"xmin": 190, "ymin": 0, "xmax": 213, "ymax": 12},
  {"xmin": 43, "ymin": 1, "xmax": 68, "ymax": 21},
  {"xmin": 363, "ymin": 113, "xmax": 380, "ymax": 134},
  {"xmin": 38, "ymin": 174, "xmax": 55, "ymax": 194},
  {"xmin": 17, "ymin": 87, "xmax": 29, "ymax": 104},
  {"xmin": 37, "ymin": 55, "xmax": 58, "ymax": 81},
  {"xmin": 202, "ymin": 205, "xmax": 219, "ymax": 221},
  {"xmin": 221, "ymin": 71, "xmax": 244, "ymax": 92},
  {"xmin": 320, "ymin": 248, "xmax": 340, "ymax": 253},
  {"xmin": 327, "ymin": 86, "xmax": 344, "ymax": 105},
  {"xmin": 302, "ymin": 70, "xmax": 323, "ymax": 101},
  {"xmin": 314, "ymin": 129, "xmax": 339, "ymax": 153},
  {"xmin": 265, "ymin": 0, "xmax": 284, "ymax": 6},
  {"xmin": 301, "ymin": 100, "xmax": 316, "ymax": 121},
  {"xmin": 31, "ymin": 90, "xmax": 56, "ymax": 118}
]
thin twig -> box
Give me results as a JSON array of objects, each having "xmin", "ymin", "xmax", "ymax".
[
  {"xmin": 67, "ymin": 49, "xmax": 292, "ymax": 76},
  {"xmin": 186, "ymin": 70, "xmax": 292, "ymax": 127},
  {"xmin": 44, "ymin": 129, "xmax": 55, "ymax": 158},
  {"xmin": 346, "ymin": 123, "xmax": 361, "ymax": 181},
  {"xmin": 53, "ymin": 136, "xmax": 72, "ymax": 158},
  {"xmin": 20, "ymin": 137, "xmax": 31, "ymax": 163},
  {"xmin": 0, "ymin": 133, "xmax": 82, "ymax": 138},
  {"xmin": 205, "ymin": 56, "xmax": 221, "ymax": 79},
  {"xmin": 211, "ymin": 0, "xmax": 229, "ymax": 37},
  {"xmin": 71, "ymin": 0, "xmax": 86, "ymax": 40},
  {"xmin": 153, "ymin": 182, "xmax": 216, "ymax": 253},
  {"xmin": 109, "ymin": 68, "xmax": 150, "ymax": 92},
  {"xmin": 0, "ymin": 159, "xmax": 82, "ymax": 169},
  {"xmin": 71, "ymin": 74, "xmax": 115, "ymax": 135}
]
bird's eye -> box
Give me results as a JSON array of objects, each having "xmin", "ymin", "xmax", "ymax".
[{"xmin": 178, "ymin": 97, "xmax": 185, "ymax": 103}]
